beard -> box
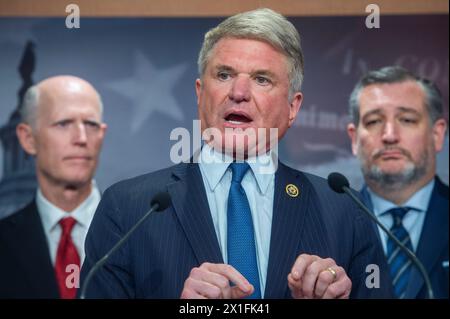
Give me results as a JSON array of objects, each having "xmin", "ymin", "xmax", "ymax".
[{"xmin": 358, "ymin": 146, "xmax": 429, "ymax": 190}]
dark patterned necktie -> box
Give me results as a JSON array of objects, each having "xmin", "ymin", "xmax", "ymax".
[{"xmin": 385, "ymin": 207, "xmax": 413, "ymax": 298}]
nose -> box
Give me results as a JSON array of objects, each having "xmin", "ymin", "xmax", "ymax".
[
  {"xmin": 381, "ymin": 121, "xmax": 399, "ymax": 144},
  {"xmin": 73, "ymin": 122, "xmax": 88, "ymax": 145},
  {"xmin": 228, "ymin": 75, "xmax": 251, "ymax": 103}
]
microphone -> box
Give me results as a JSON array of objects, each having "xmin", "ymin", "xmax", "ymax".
[
  {"xmin": 79, "ymin": 191, "xmax": 171, "ymax": 299},
  {"xmin": 327, "ymin": 172, "xmax": 434, "ymax": 299}
]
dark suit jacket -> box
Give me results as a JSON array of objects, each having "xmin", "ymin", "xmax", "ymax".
[
  {"xmin": 81, "ymin": 162, "xmax": 392, "ymax": 298},
  {"xmin": 0, "ymin": 201, "xmax": 60, "ymax": 298},
  {"xmin": 360, "ymin": 177, "xmax": 449, "ymax": 299}
]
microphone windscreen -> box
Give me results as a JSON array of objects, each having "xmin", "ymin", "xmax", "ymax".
[
  {"xmin": 327, "ymin": 172, "xmax": 350, "ymax": 194},
  {"xmin": 151, "ymin": 192, "xmax": 172, "ymax": 211}
]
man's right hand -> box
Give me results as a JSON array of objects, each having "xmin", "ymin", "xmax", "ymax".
[{"xmin": 180, "ymin": 262, "xmax": 254, "ymax": 299}]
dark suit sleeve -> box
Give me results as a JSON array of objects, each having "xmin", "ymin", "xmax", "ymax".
[
  {"xmin": 348, "ymin": 211, "xmax": 393, "ymax": 298},
  {"xmin": 80, "ymin": 186, "xmax": 135, "ymax": 298}
]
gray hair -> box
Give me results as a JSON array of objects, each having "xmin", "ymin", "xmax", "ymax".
[
  {"xmin": 20, "ymin": 85, "xmax": 40, "ymax": 127},
  {"xmin": 20, "ymin": 84, "xmax": 104, "ymax": 128},
  {"xmin": 197, "ymin": 8, "xmax": 304, "ymax": 99},
  {"xmin": 349, "ymin": 65, "xmax": 444, "ymax": 126}
]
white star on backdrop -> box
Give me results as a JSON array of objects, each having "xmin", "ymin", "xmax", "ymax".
[{"xmin": 106, "ymin": 51, "xmax": 188, "ymax": 133}]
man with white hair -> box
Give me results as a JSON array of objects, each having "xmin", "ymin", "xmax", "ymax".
[{"xmin": 0, "ymin": 75, "xmax": 107, "ymax": 298}]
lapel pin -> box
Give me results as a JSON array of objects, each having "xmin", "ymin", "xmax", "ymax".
[{"xmin": 286, "ymin": 184, "xmax": 299, "ymax": 198}]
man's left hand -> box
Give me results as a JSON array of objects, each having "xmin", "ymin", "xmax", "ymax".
[{"xmin": 287, "ymin": 254, "xmax": 352, "ymax": 299}]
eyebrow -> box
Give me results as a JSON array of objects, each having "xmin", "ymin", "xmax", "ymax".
[
  {"xmin": 361, "ymin": 109, "xmax": 383, "ymax": 120},
  {"xmin": 214, "ymin": 64, "xmax": 277, "ymax": 78},
  {"xmin": 396, "ymin": 106, "xmax": 421, "ymax": 116},
  {"xmin": 51, "ymin": 118, "xmax": 75, "ymax": 125},
  {"xmin": 362, "ymin": 106, "xmax": 422, "ymax": 120},
  {"xmin": 252, "ymin": 69, "xmax": 277, "ymax": 78},
  {"xmin": 214, "ymin": 65, "xmax": 235, "ymax": 73},
  {"xmin": 51, "ymin": 118, "xmax": 101, "ymax": 125}
]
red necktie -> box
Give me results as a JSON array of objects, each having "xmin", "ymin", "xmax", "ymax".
[{"xmin": 55, "ymin": 217, "xmax": 80, "ymax": 299}]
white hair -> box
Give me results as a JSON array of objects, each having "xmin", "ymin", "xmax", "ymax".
[
  {"xmin": 20, "ymin": 85, "xmax": 40, "ymax": 127},
  {"xmin": 198, "ymin": 8, "xmax": 304, "ymax": 100}
]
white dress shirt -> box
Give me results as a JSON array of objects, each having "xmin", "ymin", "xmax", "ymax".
[
  {"xmin": 36, "ymin": 182, "xmax": 101, "ymax": 266},
  {"xmin": 198, "ymin": 144, "xmax": 277, "ymax": 297}
]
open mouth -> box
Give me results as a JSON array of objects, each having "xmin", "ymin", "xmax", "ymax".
[{"xmin": 224, "ymin": 113, "xmax": 252, "ymax": 124}]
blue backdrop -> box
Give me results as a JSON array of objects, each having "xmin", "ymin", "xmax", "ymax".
[{"xmin": 0, "ymin": 15, "xmax": 448, "ymax": 210}]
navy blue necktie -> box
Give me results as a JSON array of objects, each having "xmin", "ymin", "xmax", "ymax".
[
  {"xmin": 227, "ymin": 162, "xmax": 261, "ymax": 299},
  {"xmin": 386, "ymin": 207, "xmax": 413, "ymax": 298}
]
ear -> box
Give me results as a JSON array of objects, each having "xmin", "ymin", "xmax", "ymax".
[
  {"xmin": 16, "ymin": 123, "xmax": 37, "ymax": 156},
  {"xmin": 99, "ymin": 123, "xmax": 108, "ymax": 140},
  {"xmin": 432, "ymin": 118, "xmax": 447, "ymax": 152},
  {"xmin": 195, "ymin": 79, "xmax": 202, "ymax": 106},
  {"xmin": 100, "ymin": 123, "xmax": 108, "ymax": 134},
  {"xmin": 287, "ymin": 92, "xmax": 303, "ymax": 128},
  {"xmin": 347, "ymin": 122, "xmax": 358, "ymax": 156}
]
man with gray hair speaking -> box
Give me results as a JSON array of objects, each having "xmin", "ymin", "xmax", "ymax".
[
  {"xmin": 347, "ymin": 66, "xmax": 448, "ymax": 298},
  {"xmin": 81, "ymin": 8, "xmax": 391, "ymax": 299},
  {"xmin": 0, "ymin": 75, "xmax": 107, "ymax": 298}
]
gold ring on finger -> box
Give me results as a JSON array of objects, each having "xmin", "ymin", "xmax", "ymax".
[{"xmin": 326, "ymin": 267, "xmax": 337, "ymax": 281}]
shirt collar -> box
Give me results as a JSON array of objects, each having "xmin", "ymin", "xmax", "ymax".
[
  {"xmin": 36, "ymin": 181, "xmax": 101, "ymax": 233},
  {"xmin": 198, "ymin": 143, "xmax": 276, "ymax": 195},
  {"xmin": 369, "ymin": 179, "xmax": 435, "ymax": 217}
]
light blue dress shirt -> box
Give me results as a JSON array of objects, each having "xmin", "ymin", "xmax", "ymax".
[
  {"xmin": 368, "ymin": 179, "xmax": 434, "ymax": 253},
  {"xmin": 198, "ymin": 143, "xmax": 276, "ymax": 297}
]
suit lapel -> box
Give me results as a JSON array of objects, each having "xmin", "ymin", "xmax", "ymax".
[
  {"xmin": 264, "ymin": 163, "xmax": 310, "ymax": 298},
  {"xmin": 5, "ymin": 202, "xmax": 59, "ymax": 298},
  {"xmin": 405, "ymin": 178, "xmax": 449, "ymax": 298},
  {"xmin": 360, "ymin": 186, "xmax": 374, "ymax": 211},
  {"xmin": 167, "ymin": 163, "xmax": 223, "ymax": 265}
]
